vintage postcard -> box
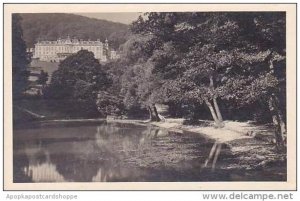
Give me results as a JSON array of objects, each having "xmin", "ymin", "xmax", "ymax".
[{"xmin": 3, "ymin": 3, "xmax": 297, "ymax": 190}]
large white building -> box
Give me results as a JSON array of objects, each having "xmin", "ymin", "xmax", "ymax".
[{"xmin": 33, "ymin": 37, "xmax": 110, "ymax": 62}]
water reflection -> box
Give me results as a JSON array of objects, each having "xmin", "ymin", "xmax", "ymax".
[
  {"xmin": 203, "ymin": 142, "xmax": 223, "ymax": 170},
  {"xmin": 14, "ymin": 139, "xmax": 65, "ymax": 182},
  {"xmin": 13, "ymin": 122, "xmax": 285, "ymax": 182}
]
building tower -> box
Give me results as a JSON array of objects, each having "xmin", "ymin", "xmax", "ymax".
[
  {"xmin": 104, "ymin": 38, "xmax": 109, "ymax": 60},
  {"xmin": 104, "ymin": 38, "xmax": 109, "ymax": 50}
]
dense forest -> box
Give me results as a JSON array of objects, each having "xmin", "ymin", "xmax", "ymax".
[
  {"xmin": 43, "ymin": 12, "xmax": 286, "ymax": 146},
  {"xmin": 20, "ymin": 13, "xmax": 130, "ymax": 49},
  {"xmin": 13, "ymin": 12, "xmax": 287, "ymax": 147}
]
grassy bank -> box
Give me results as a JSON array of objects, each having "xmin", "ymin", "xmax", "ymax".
[
  {"xmin": 14, "ymin": 98, "xmax": 101, "ymax": 123},
  {"xmin": 149, "ymin": 118, "xmax": 286, "ymax": 171}
]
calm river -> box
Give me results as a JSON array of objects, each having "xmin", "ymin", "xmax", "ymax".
[{"xmin": 13, "ymin": 121, "xmax": 286, "ymax": 182}]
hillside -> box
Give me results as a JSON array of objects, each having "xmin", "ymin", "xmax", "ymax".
[{"xmin": 19, "ymin": 13, "xmax": 131, "ymax": 49}]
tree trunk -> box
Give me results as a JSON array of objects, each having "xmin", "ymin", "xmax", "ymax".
[
  {"xmin": 152, "ymin": 104, "xmax": 161, "ymax": 122},
  {"xmin": 277, "ymin": 110, "xmax": 287, "ymax": 143},
  {"xmin": 148, "ymin": 104, "xmax": 160, "ymax": 122},
  {"xmin": 148, "ymin": 106, "xmax": 154, "ymax": 121},
  {"xmin": 267, "ymin": 55, "xmax": 286, "ymax": 146},
  {"xmin": 205, "ymin": 99, "xmax": 222, "ymax": 128},
  {"xmin": 213, "ymin": 97, "xmax": 223, "ymax": 122},
  {"xmin": 207, "ymin": 75, "xmax": 224, "ymax": 127},
  {"xmin": 268, "ymin": 96, "xmax": 284, "ymax": 147},
  {"xmin": 273, "ymin": 95, "xmax": 287, "ymax": 141}
]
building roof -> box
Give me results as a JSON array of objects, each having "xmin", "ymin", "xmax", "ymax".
[{"xmin": 36, "ymin": 38, "xmax": 104, "ymax": 46}]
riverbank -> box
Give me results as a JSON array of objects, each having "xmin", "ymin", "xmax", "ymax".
[
  {"xmin": 14, "ymin": 107, "xmax": 286, "ymax": 173},
  {"xmin": 150, "ymin": 118, "xmax": 264, "ymax": 143},
  {"xmin": 147, "ymin": 118, "xmax": 286, "ymax": 171}
]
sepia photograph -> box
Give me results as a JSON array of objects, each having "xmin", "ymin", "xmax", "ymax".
[{"xmin": 3, "ymin": 3, "xmax": 296, "ymax": 190}]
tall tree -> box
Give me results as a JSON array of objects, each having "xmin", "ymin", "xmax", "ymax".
[
  {"xmin": 12, "ymin": 14, "xmax": 30, "ymax": 99},
  {"xmin": 120, "ymin": 34, "xmax": 163, "ymax": 121},
  {"xmin": 222, "ymin": 13, "xmax": 286, "ymax": 146},
  {"xmin": 131, "ymin": 13, "xmax": 236, "ymax": 127},
  {"xmin": 45, "ymin": 50, "xmax": 111, "ymax": 117},
  {"xmin": 131, "ymin": 12, "xmax": 286, "ymax": 138}
]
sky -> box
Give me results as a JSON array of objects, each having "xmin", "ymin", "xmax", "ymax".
[{"xmin": 75, "ymin": 13, "xmax": 142, "ymax": 24}]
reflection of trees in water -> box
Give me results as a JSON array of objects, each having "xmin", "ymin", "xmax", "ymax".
[
  {"xmin": 24, "ymin": 162, "xmax": 65, "ymax": 182},
  {"xmin": 94, "ymin": 123, "xmax": 217, "ymax": 174},
  {"xmin": 14, "ymin": 139, "xmax": 33, "ymax": 182},
  {"xmin": 14, "ymin": 123, "xmax": 147, "ymax": 182},
  {"xmin": 93, "ymin": 123, "xmax": 145, "ymax": 181},
  {"xmin": 95, "ymin": 123, "xmax": 145, "ymax": 156},
  {"xmin": 203, "ymin": 142, "xmax": 223, "ymax": 170},
  {"xmin": 47, "ymin": 130, "xmax": 120, "ymax": 182},
  {"xmin": 13, "ymin": 153, "xmax": 32, "ymax": 183},
  {"xmin": 14, "ymin": 123, "xmax": 237, "ymax": 182},
  {"xmin": 94, "ymin": 123, "xmax": 169, "ymax": 158},
  {"xmin": 47, "ymin": 123, "xmax": 152, "ymax": 182},
  {"xmin": 52, "ymin": 153, "xmax": 101, "ymax": 182},
  {"xmin": 14, "ymin": 139, "xmax": 65, "ymax": 182}
]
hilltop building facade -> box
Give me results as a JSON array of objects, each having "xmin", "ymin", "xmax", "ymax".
[{"xmin": 31, "ymin": 37, "xmax": 119, "ymax": 62}]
